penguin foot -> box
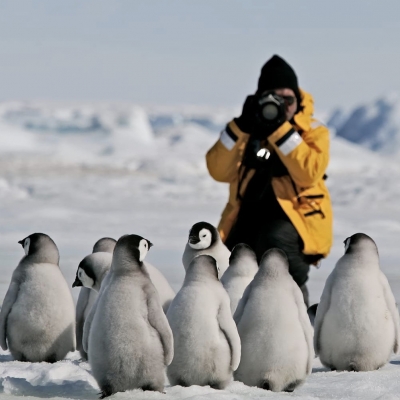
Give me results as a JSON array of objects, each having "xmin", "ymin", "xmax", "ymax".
[
  {"xmin": 99, "ymin": 384, "xmax": 113, "ymax": 399},
  {"xmin": 284, "ymin": 380, "xmax": 302, "ymax": 392},
  {"xmin": 210, "ymin": 381, "xmax": 228, "ymax": 390},
  {"xmin": 141, "ymin": 384, "xmax": 164, "ymax": 393},
  {"xmin": 348, "ymin": 362, "xmax": 358, "ymax": 372},
  {"xmin": 45, "ymin": 354, "xmax": 58, "ymax": 363},
  {"xmin": 260, "ymin": 380, "xmax": 270, "ymax": 391},
  {"xmin": 176, "ymin": 379, "xmax": 189, "ymax": 387}
]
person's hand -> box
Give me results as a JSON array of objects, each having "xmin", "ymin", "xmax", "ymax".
[
  {"xmin": 234, "ymin": 95, "xmax": 257, "ymax": 134},
  {"xmin": 235, "ymin": 94, "xmax": 286, "ymax": 139}
]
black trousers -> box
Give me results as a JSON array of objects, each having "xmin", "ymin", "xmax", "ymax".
[{"xmin": 226, "ymin": 218, "xmax": 311, "ymax": 288}]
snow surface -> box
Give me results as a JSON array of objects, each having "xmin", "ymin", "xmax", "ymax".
[{"xmin": 1, "ymin": 101, "xmax": 400, "ymax": 399}]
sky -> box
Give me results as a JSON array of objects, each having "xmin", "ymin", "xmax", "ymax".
[{"xmin": 0, "ymin": 0, "xmax": 399, "ymax": 113}]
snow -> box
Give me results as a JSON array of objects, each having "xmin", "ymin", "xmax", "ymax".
[
  {"xmin": 328, "ymin": 92, "xmax": 400, "ymax": 155},
  {"xmin": 0, "ymin": 350, "xmax": 399, "ymax": 399},
  {"xmin": 0, "ymin": 100, "xmax": 400, "ymax": 399}
]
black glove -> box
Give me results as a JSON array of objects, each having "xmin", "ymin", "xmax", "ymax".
[
  {"xmin": 234, "ymin": 95, "xmax": 257, "ymax": 134},
  {"xmin": 235, "ymin": 94, "xmax": 285, "ymax": 139}
]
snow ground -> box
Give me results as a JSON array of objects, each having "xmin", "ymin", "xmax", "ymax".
[
  {"xmin": 0, "ymin": 101, "xmax": 400, "ymax": 399},
  {"xmin": 0, "ymin": 350, "xmax": 400, "ymax": 400}
]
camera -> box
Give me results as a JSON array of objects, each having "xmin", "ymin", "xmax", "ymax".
[{"xmin": 256, "ymin": 91, "xmax": 286, "ymax": 126}]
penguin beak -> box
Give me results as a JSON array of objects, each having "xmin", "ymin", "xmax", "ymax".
[
  {"xmin": 189, "ymin": 235, "xmax": 200, "ymax": 244},
  {"xmin": 18, "ymin": 240, "xmax": 24, "ymax": 246},
  {"xmin": 72, "ymin": 277, "xmax": 83, "ymax": 288}
]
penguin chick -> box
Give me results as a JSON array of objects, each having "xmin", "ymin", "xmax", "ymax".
[
  {"xmin": 0, "ymin": 233, "xmax": 76, "ymax": 362},
  {"xmin": 75, "ymin": 237, "xmax": 116, "ymax": 360},
  {"xmin": 73, "ymin": 242, "xmax": 174, "ymax": 313},
  {"xmin": 182, "ymin": 221, "xmax": 230, "ymax": 277},
  {"xmin": 234, "ymin": 248, "xmax": 314, "ymax": 392},
  {"xmin": 167, "ymin": 254, "xmax": 240, "ymax": 389},
  {"xmin": 314, "ymin": 233, "xmax": 400, "ymax": 371},
  {"xmin": 86, "ymin": 234, "xmax": 173, "ymax": 397},
  {"xmin": 221, "ymin": 243, "xmax": 259, "ymax": 314}
]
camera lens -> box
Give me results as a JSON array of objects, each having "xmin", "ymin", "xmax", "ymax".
[{"xmin": 261, "ymin": 103, "xmax": 279, "ymax": 120}]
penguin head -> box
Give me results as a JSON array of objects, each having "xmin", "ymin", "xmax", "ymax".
[
  {"xmin": 229, "ymin": 243, "xmax": 258, "ymax": 275},
  {"xmin": 188, "ymin": 222, "xmax": 218, "ymax": 250},
  {"xmin": 230, "ymin": 243, "xmax": 257, "ymax": 263},
  {"xmin": 113, "ymin": 234, "xmax": 153, "ymax": 268},
  {"xmin": 92, "ymin": 237, "xmax": 116, "ymax": 254},
  {"xmin": 186, "ymin": 254, "xmax": 219, "ymax": 280},
  {"xmin": 259, "ymin": 248, "xmax": 289, "ymax": 276},
  {"xmin": 343, "ymin": 233, "xmax": 378, "ymax": 255},
  {"xmin": 18, "ymin": 233, "xmax": 59, "ymax": 265},
  {"xmin": 72, "ymin": 252, "xmax": 113, "ymax": 291},
  {"xmin": 73, "ymin": 257, "xmax": 96, "ymax": 288}
]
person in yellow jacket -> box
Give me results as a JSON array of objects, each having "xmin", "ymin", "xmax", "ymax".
[{"xmin": 206, "ymin": 55, "xmax": 333, "ymax": 305}]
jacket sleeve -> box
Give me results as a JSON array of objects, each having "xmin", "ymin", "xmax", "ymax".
[
  {"xmin": 267, "ymin": 120, "xmax": 329, "ymax": 188},
  {"xmin": 206, "ymin": 120, "xmax": 249, "ymax": 183}
]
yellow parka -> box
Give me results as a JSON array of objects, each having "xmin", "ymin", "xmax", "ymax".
[{"xmin": 206, "ymin": 90, "xmax": 333, "ymax": 258}]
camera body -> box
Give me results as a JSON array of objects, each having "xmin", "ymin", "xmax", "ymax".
[{"xmin": 256, "ymin": 91, "xmax": 286, "ymax": 127}]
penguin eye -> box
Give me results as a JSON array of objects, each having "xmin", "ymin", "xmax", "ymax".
[
  {"xmin": 79, "ymin": 271, "xmax": 82, "ymax": 278},
  {"xmin": 202, "ymin": 234, "xmax": 206, "ymax": 238}
]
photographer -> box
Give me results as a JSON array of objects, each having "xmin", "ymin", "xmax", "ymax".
[{"xmin": 206, "ymin": 55, "xmax": 333, "ymax": 305}]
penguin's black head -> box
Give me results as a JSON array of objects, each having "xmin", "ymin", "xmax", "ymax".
[
  {"xmin": 229, "ymin": 243, "xmax": 257, "ymax": 264},
  {"xmin": 92, "ymin": 237, "xmax": 116, "ymax": 254},
  {"xmin": 188, "ymin": 222, "xmax": 218, "ymax": 250},
  {"xmin": 114, "ymin": 234, "xmax": 153, "ymax": 265},
  {"xmin": 344, "ymin": 233, "xmax": 377, "ymax": 255},
  {"xmin": 72, "ymin": 257, "xmax": 96, "ymax": 288},
  {"xmin": 259, "ymin": 248, "xmax": 289, "ymax": 274},
  {"xmin": 187, "ymin": 254, "xmax": 219, "ymax": 280},
  {"xmin": 18, "ymin": 233, "xmax": 59, "ymax": 265}
]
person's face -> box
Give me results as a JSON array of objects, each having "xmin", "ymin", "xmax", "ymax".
[{"xmin": 273, "ymin": 88, "xmax": 298, "ymax": 121}]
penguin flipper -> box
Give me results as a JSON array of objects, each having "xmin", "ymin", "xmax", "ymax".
[
  {"xmin": 217, "ymin": 300, "xmax": 241, "ymax": 371},
  {"xmin": 313, "ymin": 272, "xmax": 334, "ymax": 356},
  {"xmin": 75, "ymin": 287, "xmax": 93, "ymax": 356},
  {"xmin": 145, "ymin": 284, "xmax": 174, "ymax": 366},
  {"xmin": 233, "ymin": 281, "xmax": 252, "ymax": 325},
  {"xmin": 379, "ymin": 271, "xmax": 400, "ymax": 353},
  {"xmin": 82, "ymin": 272, "xmax": 112, "ymax": 353},
  {"xmin": 0, "ymin": 280, "xmax": 20, "ymax": 350},
  {"xmin": 82, "ymin": 296, "xmax": 99, "ymax": 353},
  {"xmin": 292, "ymin": 281, "xmax": 314, "ymax": 373}
]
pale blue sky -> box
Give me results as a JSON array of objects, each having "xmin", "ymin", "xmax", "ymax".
[{"xmin": 0, "ymin": 0, "xmax": 399, "ymax": 112}]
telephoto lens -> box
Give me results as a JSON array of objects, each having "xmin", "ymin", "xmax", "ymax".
[{"xmin": 257, "ymin": 92, "xmax": 286, "ymax": 126}]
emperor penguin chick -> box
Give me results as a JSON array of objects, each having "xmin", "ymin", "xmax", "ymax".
[
  {"xmin": 74, "ymin": 244, "xmax": 175, "ymax": 313},
  {"xmin": 74, "ymin": 237, "xmax": 116, "ymax": 360},
  {"xmin": 221, "ymin": 243, "xmax": 258, "ymax": 315},
  {"xmin": 234, "ymin": 248, "xmax": 314, "ymax": 392},
  {"xmin": 0, "ymin": 233, "xmax": 76, "ymax": 362},
  {"xmin": 314, "ymin": 233, "xmax": 400, "ymax": 371},
  {"xmin": 182, "ymin": 221, "xmax": 230, "ymax": 278},
  {"xmin": 167, "ymin": 255, "xmax": 241, "ymax": 389},
  {"xmin": 87, "ymin": 234, "xmax": 173, "ymax": 397}
]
